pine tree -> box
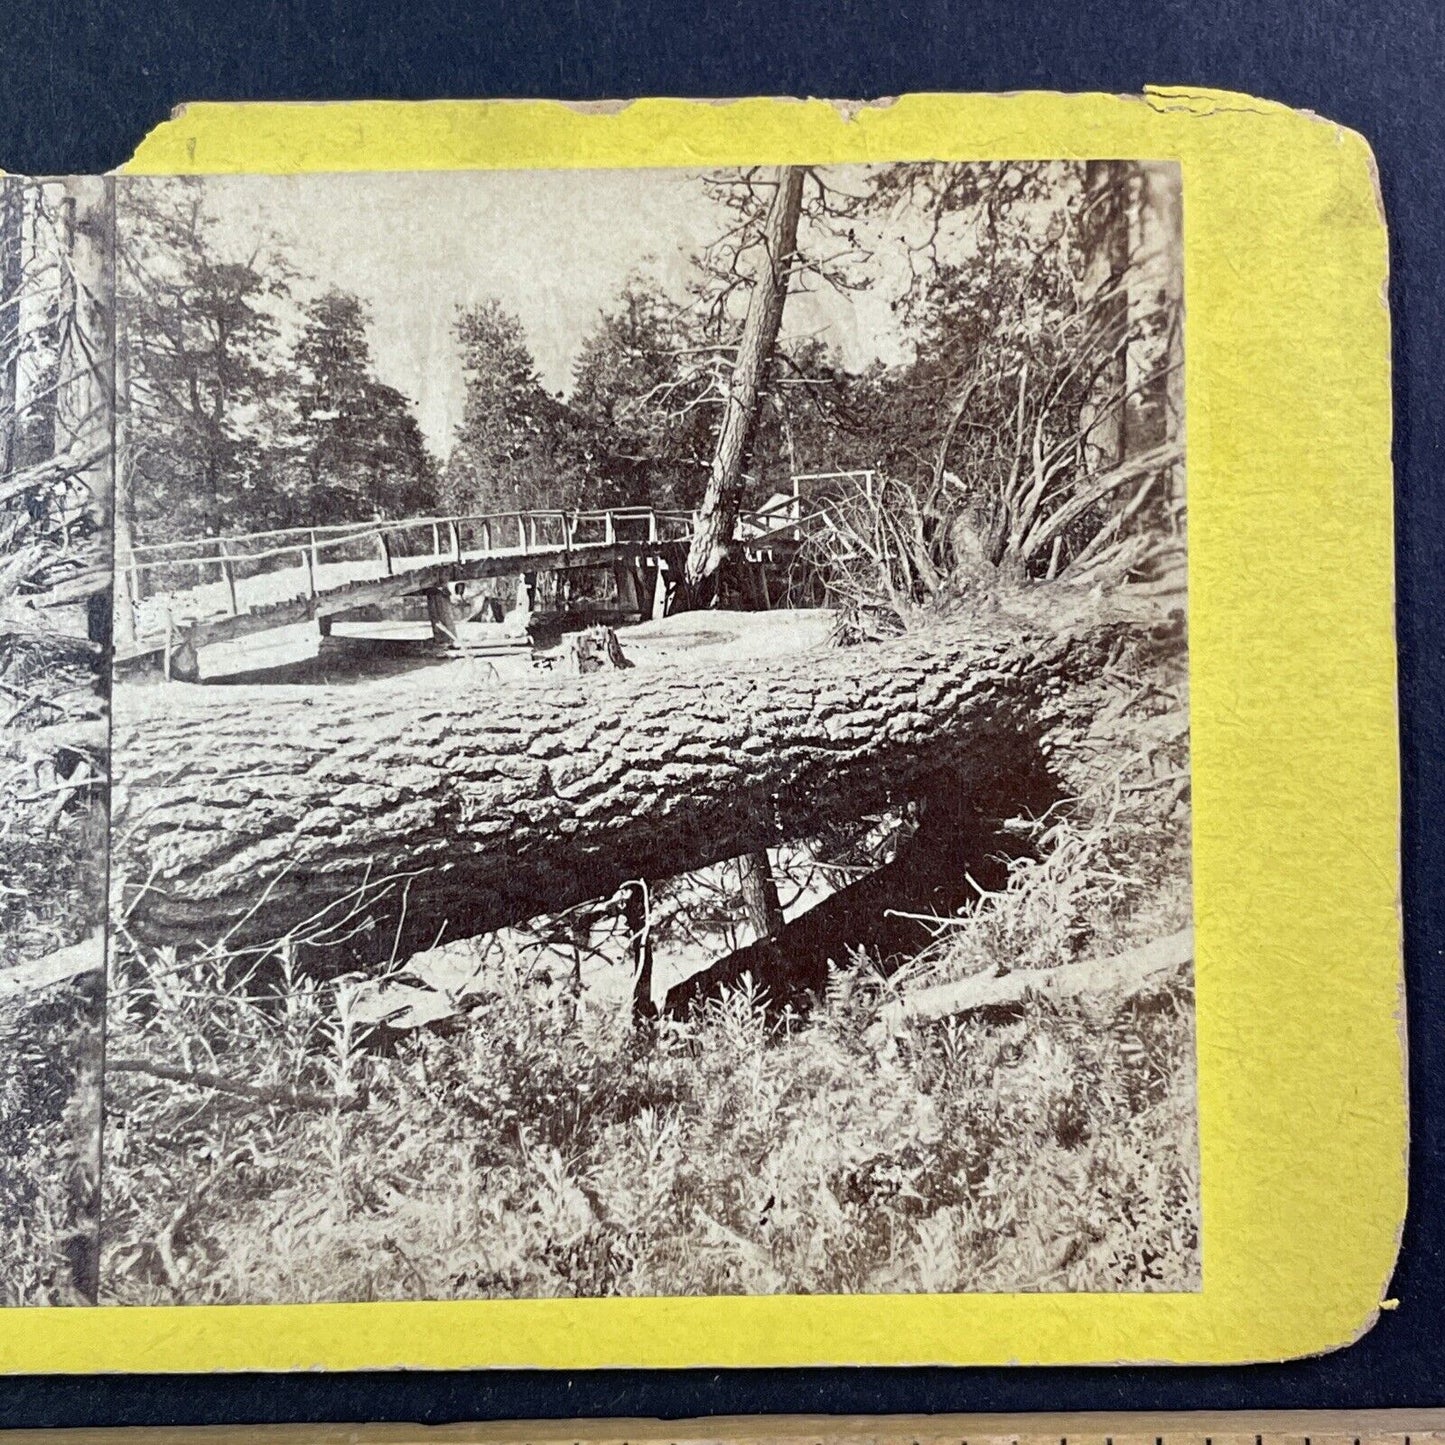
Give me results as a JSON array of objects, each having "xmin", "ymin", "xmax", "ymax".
[
  {"xmin": 569, "ymin": 281, "xmax": 717, "ymax": 508},
  {"xmin": 446, "ymin": 298, "xmax": 588, "ymax": 515},
  {"xmin": 117, "ymin": 180, "xmax": 288, "ymax": 540},
  {"xmin": 289, "ymin": 288, "xmax": 439, "ymax": 525}
]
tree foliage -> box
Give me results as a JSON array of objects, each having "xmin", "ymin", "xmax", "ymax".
[
  {"xmin": 286, "ymin": 288, "xmax": 439, "ymax": 527},
  {"xmin": 118, "ymin": 183, "xmax": 441, "ymax": 543},
  {"xmin": 119, "ymin": 180, "xmax": 290, "ymax": 540},
  {"xmin": 442, "ymin": 298, "xmax": 591, "ymax": 515},
  {"xmin": 114, "ymin": 161, "xmax": 1181, "ymax": 613},
  {"xmin": 797, "ymin": 160, "xmax": 1185, "ymax": 626},
  {"xmin": 567, "ymin": 280, "xmax": 718, "ymax": 508}
]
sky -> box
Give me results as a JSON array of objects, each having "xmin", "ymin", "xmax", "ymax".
[{"xmin": 163, "ymin": 167, "xmax": 922, "ymax": 456}]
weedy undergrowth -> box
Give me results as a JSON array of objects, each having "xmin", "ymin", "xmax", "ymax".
[{"xmin": 99, "ymin": 739, "xmax": 1197, "ymax": 1303}]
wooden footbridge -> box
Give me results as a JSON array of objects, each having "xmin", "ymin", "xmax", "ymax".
[{"xmin": 114, "ymin": 501, "xmax": 810, "ymax": 680}]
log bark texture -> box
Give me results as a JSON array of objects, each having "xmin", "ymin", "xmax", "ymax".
[{"xmin": 111, "ymin": 602, "xmax": 1124, "ymax": 966}]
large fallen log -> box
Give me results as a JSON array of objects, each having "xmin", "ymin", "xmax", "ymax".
[{"xmin": 110, "ymin": 598, "xmax": 1133, "ymax": 965}]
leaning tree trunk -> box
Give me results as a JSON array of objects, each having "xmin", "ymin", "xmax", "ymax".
[
  {"xmin": 11, "ymin": 181, "xmax": 54, "ymax": 474},
  {"xmin": 666, "ymin": 744, "xmax": 1060, "ymax": 1019},
  {"xmin": 677, "ymin": 166, "xmax": 804, "ymax": 611},
  {"xmin": 113, "ymin": 264, "xmax": 139, "ymax": 650},
  {"xmin": 55, "ymin": 178, "xmax": 114, "ymax": 542},
  {"xmin": 110, "ymin": 598, "xmax": 1132, "ymax": 968},
  {"xmin": 0, "ymin": 182, "xmax": 22, "ymax": 475},
  {"xmin": 1078, "ymin": 159, "xmax": 1132, "ymax": 475},
  {"xmin": 1137, "ymin": 163, "xmax": 1186, "ymax": 522}
]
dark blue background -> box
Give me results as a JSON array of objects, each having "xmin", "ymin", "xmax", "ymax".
[{"xmin": 2, "ymin": 0, "xmax": 1441, "ymax": 1426}]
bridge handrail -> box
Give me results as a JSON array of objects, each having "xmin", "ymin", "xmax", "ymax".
[
  {"xmin": 121, "ymin": 508, "xmax": 702, "ymax": 563},
  {"xmin": 120, "ymin": 503, "xmax": 814, "ymax": 580},
  {"xmin": 122, "ymin": 507, "xmax": 702, "ymax": 568},
  {"xmin": 128, "ymin": 517, "xmax": 384, "ymax": 557}
]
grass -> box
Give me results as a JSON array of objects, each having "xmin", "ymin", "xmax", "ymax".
[{"xmin": 0, "ymin": 973, "xmax": 103, "ymax": 1304}]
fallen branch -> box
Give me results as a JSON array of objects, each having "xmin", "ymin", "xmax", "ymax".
[
  {"xmin": 0, "ymin": 718, "xmax": 108, "ymax": 756},
  {"xmin": 106, "ymin": 1057, "xmax": 366, "ymax": 1113},
  {"xmin": 0, "ymin": 441, "xmax": 110, "ymax": 509},
  {"xmin": 31, "ymin": 566, "xmax": 112, "ymax": 607},
  {"xmin": 1020, "ymin": 441, "xmax": 1185, "ymax": 559},
  {"xmin": 0, "ymin": 928, "xmax": 104, "ymax": 999},
  {"xmin": 872, "ymin": 925, "xmax": 1193, "ymax": 1037},
  {"xmin": 0, "ymin": 606, "xmax": 103, "ymax": 652},
  {"xmin": 12, "ymin": 775, "xmax": 102, "ymax": 804}
]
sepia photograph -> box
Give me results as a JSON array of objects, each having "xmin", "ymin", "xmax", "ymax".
[
  {"xmin": 101, "ymin": 159, "xmax": 1195, "ymax": 1304},
  {"xmin": 0, "ymin": 176, "xmax": 112, "ymax": 1306}
]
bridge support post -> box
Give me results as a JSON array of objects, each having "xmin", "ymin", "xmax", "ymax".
[
  {"xmin": 614, "ymin": 561, "xmax": 643, "ymax": 617},
  {"xmin": 217, "ymin": 542, "xmax": 240, "ymax": 615},
  {"xmin": 752, "ymin": 559, "xmax": 772, "ymax": 610},
  {"xmin": 114, "ymin": 562, "xmax": 139, "ymax": 650},
  {"xmin": 426, "ymin": 585, "xmax": 462, "ymax": 646},
  {"xmin": 426, "ymin": 583, "xmax": 501, "ymax": 647}
]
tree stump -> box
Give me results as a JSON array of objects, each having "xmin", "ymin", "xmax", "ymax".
[{"xmin": 567, "ymin": 624, "xmax": 633, "ymax": 675}]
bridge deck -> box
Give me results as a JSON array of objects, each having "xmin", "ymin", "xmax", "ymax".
[{"xmin": 115, "ymin": 505, "xmax": 805, "ymax": 665}]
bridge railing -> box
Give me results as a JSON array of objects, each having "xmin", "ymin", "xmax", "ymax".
[
  {"xmin": 118, "ymin": 502, "xmax": 819, "ymax": 643},
  {"xmin": 118, "ymin": 506, "xmax": 712, "ymax": 639},
  {"xmin": 125, "ymin": 525, "xmax": 403, "ymax": 638}
]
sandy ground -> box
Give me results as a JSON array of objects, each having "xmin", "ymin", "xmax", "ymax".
[
  {"xmin": 115, "ymin": 608, "xmax": 838, "ymax": 707},
  {"xmin": 335, "ymin": 607, "xmax": 836, "ymax": 671},
  {"xmin": 613, "ymin": 607, "xmax": 835, "ymax": 669}
]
